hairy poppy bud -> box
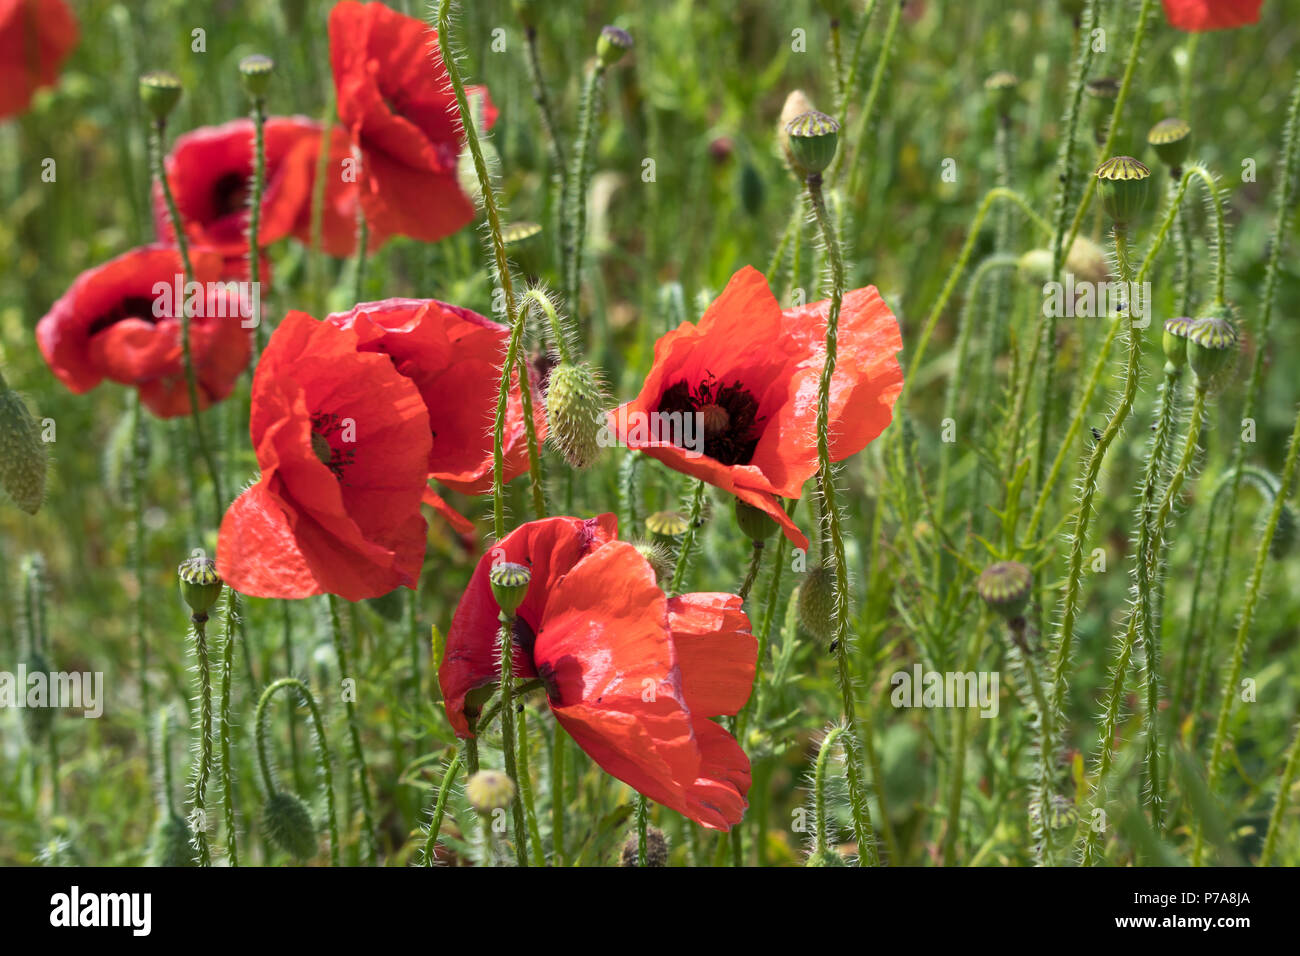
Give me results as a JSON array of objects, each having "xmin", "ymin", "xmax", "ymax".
[
  {"xmin": 262, "ymin": 791, "xmax": 317, "ymax": 861},
  {"xmin": 1095, "ymin": 156, "xmax": 1150, "ymax": 227},
  {"xmin": 1147, "ymin": 117, "xmax": 1191, "ymax": 171},
  {"xmin": 646, "ymin": 510, "xmax": 689, "ymax": 546},
  {"xmin": 139, "ymin": 71, "xmax": 182, "ymax": 122},
  {"xmin": 1162, "ymin": 316, "xmax": 1194, "ymax": 371},
  {"xmin": 0, "ymin": 383, "xmax": 47, "ymax": 515},
  {"xmin": 620, "ymin": 825, "xmax": 669, "ymax": 866},
  {"xmin": 784, "ymin": 110, "xmax": 840, "ymax": 177},
  {"xmin": 977, "ymin": 561, "xmax": 1032, "ymax": 621},
  {"xmin": 466, "ymin": 770, "xmax": 516, "ymax": 813},
  {"xmin": 489, "ymin": 562, "xmax": 531, "ymax": 617},
  {"xmin": 806, "ymin": 846, "xmax": 848, "ymax": 867},
  {"xmin": 798, "ymin": 565, "xmax": 836, "ymax": 641},
  {"xmin": 734, "ymin": 498, "xmax": 778, "ymax": 542},
  {"xmin": 1186, "ymin": 304, "xmax": 1238, "ymax": 387},
  {"xmin": 546, "ymin": 361, "xmax": 605, "ymax": 469},
  {"xmin": 177, "ymin": 556, "xmax": 224, "ymax": 622},
  {"xmin": 596, "ymin": 25, "xmax": 632, "ymax": 67},
  {"xmin": 984, "ymin": 71, "xmax": 1019, "ymax": 113},
  {"xmin": 152, "ymin": 814, "xmax": 198, "ymax": 867},
  {"xmin": 238, "ymin": 54, "xmax": 274, "ymax": 100},
  {"xmin": 631, "ymin": 540, "xmax": 674, "ymax": 584}
]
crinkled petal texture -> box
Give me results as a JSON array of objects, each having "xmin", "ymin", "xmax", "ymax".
[
  {"xmin": 35, "ymin": 244, "xmax": 251, "ymax": 418},
  {"xmin": 329, "ymin": 1, "xmax": 496, "ymax": 243},
  {"xmin": 439, "ymin": 517, "xmax": 756, "ymax": 830},
  {"xmin": 1161, "ymin": 0, "xmax": 1262, "ymax": 31},
  {"xmin": 218, "ymin": 311, "xmax": 431, "ymax": 601},
  {"xmin": 0, "ymin": 0, "xmax": 78, "ymax": 120},
  {"xmin": 609, "ymin": 265, "xmax": 903, "ymax": 549},
  {"xmin": 326, "ymin": 298, "xmax": 543, "ymax": 495}
]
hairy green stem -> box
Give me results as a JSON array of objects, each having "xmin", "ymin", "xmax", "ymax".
[
  {"xmin": 328, "ymin": 595, "xmax": 376, "ymax": 864},
  {"xmin": 187, "ymin": 614, "xmax": 214, "ymax": 866},
  {"xmin": 422, "ymin": 751, "xmax": 463, "ymax": 866},
  {"xmin": 217, "ymin": 592, "xmax": 241, "ymax": 865}
]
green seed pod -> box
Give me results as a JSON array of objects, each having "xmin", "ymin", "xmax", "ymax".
[
  {"xmin": 1147, "ymin": 117, "xmax": 1191, "ymax": 171},
  {"xmin": 489, "ymin": 562, "xmax": 531, "ymax": 616},
  {"xmin": 1095, "ymin": 156, "xmax": 1150, "ymax": 227},
  {"xmin": 1162, "ymin": 316, "xmax": 1194, "ymax": 371},
  {"xmin": 783, "ymin": 110, "xmax": 840, "ymax": 178},
  {"xmin": 21, "ymin": 651, "xmax": 55, "ymax": 745},
  {"xmin": 151, "ymin": 813, "xmax": 198, "ymax": 867},
  {"xmin": 177, "ymin": 555, "xmax": 224, "ymax": 622},
  {"xmin": 466, "ymin": 770, "xmax": 516, "ymax": 814},
  {"xmin": 734, "ymin": 498, "xmax": 778, "ymax": 542},
  {"xmin": 596, "ymin": 25, "xmax": 633, "ymax": 67},
  {"xmin": 805, "ymin": 846, "xmax": 848, "ymax": 867},
  {"xmin": 1185, "ymin": 304, "xmax": 1239, "ymax": 388},
  {"xmin": 646, "ymin": 510, "xmax": 689, "ymax": 547},
  {"xmin": 262, "ymin": 791, "xmax": 318, "ymax": 861},
  {"xmin": 738, "ymin": 161, "xmax": 764, "ymax": 217},
  {"xmin": 984, "ymin": 71, "xmax": 1019, "ymax": 114},
  {"xmin": 139, "ymin": 71, "xmax": 182, "ymax": 122},
  {"xmin": 778, "ymin": 90, "xmax": 816, "ymax": 171},
  {"xmin": 545, "ymin": 361, "xmax": 606, "ymax": 469},
  {"xmin": 798, "ymin": 565, "xmax": 837, "ymax": 641},
  {"xmin": 620, "ymin": 825, "xmax": 669, "ymax": 866},
  {"xmin": 238, "ymin": 54, "xmax": 274, "ymax": 101},
  {"xmin": 976, "ymin": 561, "xmax": 1032, "ymax": 621},
  {"xmin": 0, "ymin": 384, "xmax": 47, "ymax": 515}
]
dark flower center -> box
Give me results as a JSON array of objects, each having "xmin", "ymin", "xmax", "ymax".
[
  {"xmin": 310, "ymin": 412, "xmax": 355, "ymax": 480},
  {"xmin": 211, "ymin": 171, "xmax": 250, "ymax": 219},
  {"xmin": 656, "ymin": 375, "xmax": 762, "ymax": 466},
  {"xmin": 86, "ymin": 295, "xmax": 162, "ymax": 337}
]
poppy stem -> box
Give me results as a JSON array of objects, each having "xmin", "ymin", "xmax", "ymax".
[
  {"xmin": 421, "ymin": 750, "xmax": 462, "ymax": 866},
  {"xmin": 148, "ymin": 118, "xmax": 225, "ymax": 529},
  {"xmin": 327, "ymin": 594, "xmax": 377, "ymax": 864},
  {"xmin": 1261, "ymin": 716, "xmax": 1300, "ymax": 866},
  {"xmin": 805, "ymin": 170, "xmax": 880, "ymax": 866},
  {"xmin": 516, "ymin": 701, "xmax": 546, "ymax": 866},
  {"xmin": 283, "ymin": 600, "xmax": 305, "ymax": 793},
  {"xmin": 186, "ymin": 613, "xmax": 214, "ymax": 866},
  {"xmin": 551, "ymin": 726, "xmax": 566, "ymax": 865},
  {"xmin": 254, "ymin": 677, "xmax": 340, "ymax": 866},
  {"xmin": 308, "ymin": 99, "xmax": 335, "ymax": 317},
  {"xmin": 636, "ymin": 794, "xmax": 648, "ymax": 866},
  {"xmin": 351, "ymin": 209, "xmax": 369, "ymax": 304},
  {"xmin": 514, "ymin": 350, "xmax": 547, "ymax": 521},
  {"xmin": 247, "ymin": 96, "xmax": 266, "ymax": 360},
  {"xmin": 216, "ymin": 590, "xmax": 241, "ymax": 866},
  {"xmin": 564, "ymin": 61, "xmax": 607, "ymax": 318},
  {"xmin": 130, "ymin": 392, "xmax": 153, "ymax": 787},
  {"xmin": 837, "ymin": 0, "xmax": 903, "ymax": 193},
  {"xmin": 670, "ymin": 480, "xmax": 707, "ymax": 594},
  {"xmin": 812, "ymin": 724, "xmax": 846, "ymax": 858},
  {"xmin": 737, "ymin": 541, "xmax": 765, "ymax": 604},
  {"xmin": 495, "ymin": 611, "xmax": 531, "ymax": 867}
]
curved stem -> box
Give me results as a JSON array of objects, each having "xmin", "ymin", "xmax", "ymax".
[
  {"xmin": 421, "ymin": 751, "xmax": 463, "ymax": 866},
  {"xmin": 812, "ymin": 725, "xmax": 846, "ymax": 856}
]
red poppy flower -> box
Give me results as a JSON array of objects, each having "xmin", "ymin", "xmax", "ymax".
[
  {"xmin": 608, "ymin": 265, "xmax": 903, "ymax": 549},
  {"xmin": 329, "ymin": 1, "xmax": 497, "ymax": 243},
  {"xmin": 0, "ymin": 0, "xmax": 78, "ymax": 120},
  {"xmin": 440, "ymin": 515, "xmax": 757, "ymax": 830},
  {"xmin": 1161, "ymin": 0, "xmax": 1262, "ymax": 31},
  {"xmin": 326, "ymin": 298, "xmax": 544, "ymax": 498},
  {"xmin": 217, "ymin": 310, "xmax": 431, "ymax": 601},
  {"xmin": 36, "ymin": 244, "xmax": 251, "ymax": 418},
  {"xmin": 155, "ymin": 116, "xmax": 363, "ymax": 270}
]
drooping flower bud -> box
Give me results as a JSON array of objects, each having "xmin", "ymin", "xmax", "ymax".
[
  {"xmin": 238, "ymin": 54, "xmax": 275, "ymax": 101},
  {"xmin": 177, "ymin": 555, "xmax": 224, "ymax": 622},
  {"xmin": 631, "ymin": 540, "xmax": 675, "ymax": 584},
  {"xmin": 734, "ymin": 498, "xmax": 778, "ymax": 542},
  {"xmin": 620, "ymin": 825, "xmax": 669, "ymax": 866},
  {"xmin": 0, "ymin": 382, "xmax": 47, "ymax": 515},
  {"xmin": 1186, "ymin": 304, "xmax": 1239, "ymax": 387},
  {"xmin": 784, "ymin": 110, "xmax": 840, "ymax": 178},
  {"xmin": 545, "ymin": 361, "xmax": 606, "ymax": 469},
  {"xmin": 489, "ymin": 562, "xmax": 531, "ymax": 617},
  {"xmin": 596, "ymin": 25, "xmax": 633, "ymax": 67},
  {"xmin": 976, "ymin": 560, "xmax": 1032, "ymax": 622},
  {"xmin": 1162, "ymin": 316, "xmax": 1194, "ymax": 371},
  {"xmin": 466, "ymin": 770, "xmax": 517, "ymax": 814},
  {"xmin": 262, "ymin": 791, "xmax": 318, "ymax": 861},
  {"xmin": 139, "ymin": 71, "xmax": 182, "ymax": 122},
  {"xmin": 1147, "ymin": 117, "xmax": 1191, "ymax": 171},
  {"xmin": 798, "ymin": 565, "xmax": 837, "ymax": 641},
  {"xmin": 1095, "ymin": 156, "xmax": 1150, "ymax": 227}
]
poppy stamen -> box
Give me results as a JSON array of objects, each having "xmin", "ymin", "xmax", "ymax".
[
  {"xmin": 656, "ymin": 375, "xmax": 762, "ymax": 466},
  {"xmin": 309, "ymin": 411, "xmax": 356, "ymax": 480}
]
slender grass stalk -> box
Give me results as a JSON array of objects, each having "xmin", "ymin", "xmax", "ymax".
[
  {"xmin": 308, "ymin": 100, "xmax": 335, "ymax": 316},
  {"xmin": 421, "ymin": 751, "xmax": 462, "ymax": 866},
  {"xmin": 254, "ymin": 677, "xmax": 339, "ymax": 866},
  {"xmin": 327, "ymin": 594, "xmax": 376, "ymax": 864},
  {"xmin": 1261, "ymin": 717, "xmax": 1300, "ymax": 866},
  {"xmin": 551, "ymin": 727, "xmax": 566, "ymax": 865},
  {"xmin": 216, "ymin": 591, "xmax": 241, "ymax": 865},
  {"xmin": 351, "ymin": 208, "xmax": 369, "ymax": 304},
  {"xmin": 942, "ymin": 610, "xmax": 988, "ymax": 865}
]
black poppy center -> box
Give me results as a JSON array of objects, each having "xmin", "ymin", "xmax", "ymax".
[
  {"xmin": 310, "ymin": 412, "xmax": 355, "ymax": 480},
  {"xmin": 86, "ymin": 295, "xmax": 161, "ymax": 337},
  {"xmin": 211, "ymin": 171, "xmax": 250, "ymax": 219},
  {"xmin": 656, "ymin": 374, "xmax": 762, "ymax": 466}
]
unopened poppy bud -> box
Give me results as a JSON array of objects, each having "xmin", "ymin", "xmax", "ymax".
[
  {"xmin": 238, "ymin": 54, "xmax": 275, "ymax": 101},
  {"xmin": 646, "ymin": 510, "xmax": 689, "ymax": 546},
  {"xmin": 139, "ymin": 71, "xmax": 182, "ymax": 122},
  {"xmin": 784, "ymin": 110, "xmax": 840, "ymax": 178},
  {"xmin": 0, "ymin": 383, "xmax": 47, "ymax": 515},
  {"xmin": 1147, "ymin": 117, "xmax": 1191, "ymax": 171},
  {"xmin": 262, "ymin": 791, "xmax": 317, "ymax": 861},
  {"xmin": 631, "ymin": 540, "xmax": 674, "ymax": 584},
  {"xmin": 984, "ymin": 71, "xmax": 1019, "ymax": 113},
  {"xmin": 806, "ymin": 846, "xmax": 848, "ymax": 867},
  {"xmin": 1095, "ymin": 156, "xmax": 1150, "ymax": 227},
  {"xmin": 1017, "ymin": 249, "xmax": 1054, "ymax": 285},
  {"xmin": 1162, "ymin": 316, "xmax": 1194, "ymax": 371},
  {"xmin": 1186, "ymin": 304, "xmax": 1239, "ymax": 387},
  {"xmin": 596, "ymin": 25, "xmax": 633, "ymax": 67},
  {"xmin": 152, "ymin": 813, "xmax": 198, "ymax": 867},
  {"xmin": 1064, "ymin": 236, "xmax": 1110, "ymax": 285},
  {"xmin": 177, "ymin": 556, "xmax": 224, "ymax": 622},
  {"xmin": 545, "ymin": 361, "xmax": 605, "ymax": 469},
  {"xmin": 620, "ymin": 825, "xmax": 669, "ymax": 866},
  {"xmin": 489, "ymin": 562, "xmax": 531, "ymax": 617},
  {"xmin": 734, "ymin": 498, "xmax": 777, "ymax": 542},
  {"xmin": 466, "ymin": 770, "xmax": 516, "ymax": 813},
  {"xmin": 798, "ymin": 565, "xmax": 836, "ymax": 641},
  {"xmin": 977, "ymin": 560, "xmax": 1032, "ymax": 621}
]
